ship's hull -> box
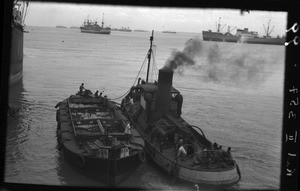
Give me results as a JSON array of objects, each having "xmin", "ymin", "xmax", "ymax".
[
  {"xmin": 61, "ymin": 138, "xmax": 141, "ymax": 186},
  {"xmin": 202, "ymin": 31, "xmax": 239, "ymax": 42},
  {"xmin": 240, "ymin": 36, "xmax": 285, "ymax": 45},
  {"xmin": 80, "ymin": 28, "xmax": 111, "ymax": 35},
  {"xmin": 10, "ymin": 24, "xmax": 24, "ymax": 86},
  {"xmin": 135, "ymin": 122, "xmax": 240, "ymax": 186}
]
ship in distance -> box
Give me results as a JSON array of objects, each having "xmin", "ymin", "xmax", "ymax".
[
  {"xmin": 202, "ymin": 17, "xmax": 239, "ymax": 43},
  {"xmin": 70, "ymin": 26, "xmax": 80, "ymax": 29},
  {"xmin": 134, "ymin": 29, "xmax": 148, "ymax": 32},
  {"xmin": 56, "ymin": 25, "xmax": 67, "ymax": 28},
  {"xmin": 80, "ymin": 14, "xmax": 111, "ymax": 35},
  {"xmin": 237, "ymin": 19, "xmax": 285, "ymax": 45},
  {"xmin": 111, "ymin": 27, "xmax": 132, "ymax": 32},
  {"xmin": 162, "ymin": 30, "xmax": 177, "ymax": 34},
  {"xmin": 202, "ymin": 18, "xmax": 285, "ymax": 45}
]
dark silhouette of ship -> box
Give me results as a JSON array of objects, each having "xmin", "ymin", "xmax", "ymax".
[
  {"xmin": 56, "ymin": 25, "xmax": 67, "ymax": 28},
  {"xmin": 111, "ymin": 27, "xmax": 132, "ymax": 32},
  {"xmin": 80, "ymin": 14, "xmax": 111, "ymax": 35},
  {"xmin": 202, "ymin": 18, "xmax": 284, "ymax": 45},
  {"xmin": 202, "ymin": 17, "xmax": 239, "ymax": 43},
  {"xmin": 237, "ymin": 19, "xmax": 285, "ymax": 45},
  {"xmin": 162, "ymin": 30, "xmax": 177, "ymax": 34},
  {"xmin": 134, "ymin": 29, "xmax": 148, "ymax": 32},
  {"xmin": 10, "ymin": 0, "xmax": 29, "ymax": 86}
]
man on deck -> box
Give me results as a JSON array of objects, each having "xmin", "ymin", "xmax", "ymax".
[{"xmin": 79, "ymin": 83, "xmax": 85, "ymax": 95}]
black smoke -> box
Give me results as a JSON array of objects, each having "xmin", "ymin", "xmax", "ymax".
[
  {"xmin": 163, "ymin": 39, "xmax": 202, "ymax": 73},
  {"xmin": 163, "ymin": 38, "xmax": 268, "ymax": 86}
]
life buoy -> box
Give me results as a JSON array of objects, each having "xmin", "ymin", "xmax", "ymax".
[
  {"xmin": 57, "ymin": 136, "xmax": 65, "ymax": 151},
  {"xmin": 56, "ymin": 110, "xmax": 60, "ymax": 122},
  {"xmin": 57, "ymin": 122, "xmax": 61, "ymax": 130},
  {"xmin": 56, "ymin": 129, "xmax": 62, "ymax": 138},
  {"xmin": 138, "ymin": 150, "xmax": 146, "ymax": 162},
  {"xmin": 234, "ymin": 160, "xmax": 241, "ymax": 180},
  {"xmin": 77, "ymin": 154, "xmax": 86, "ymax": 168}
]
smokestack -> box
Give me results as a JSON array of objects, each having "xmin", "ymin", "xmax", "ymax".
[{"xmin": 155, "ymin": 68, "xmax": 173, "ymax": 115}]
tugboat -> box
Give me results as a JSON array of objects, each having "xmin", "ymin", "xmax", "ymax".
[
  {"xmin": 121, "ymin": 31, "xmax": 241, "ymax": 186},
  {"xmin": 80, "ymin": 14, "xmax": 111, "ymax": 35},
  {"xmin": 55, "ymin": 87, "xmax": 145, "ymax": 186}
]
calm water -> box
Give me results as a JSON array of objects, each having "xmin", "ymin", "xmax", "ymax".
[{"xmin": 5, "ymin": 26, "xmax": 285, "ymax": 190}]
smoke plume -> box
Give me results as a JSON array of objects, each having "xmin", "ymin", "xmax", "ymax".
[
  {"xmin": 163, "ymin": 39, "xmax": 202, "ymax": 73},
  {"xmin": 163, "ymin": 38, "xmax": 268, "ymax": 86}
]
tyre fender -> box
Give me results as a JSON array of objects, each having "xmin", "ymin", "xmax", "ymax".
[
  {"xmin": 56, "ymin": 109, "xmax": 60, "ymax": 122},
  {"xmin": 234, "ymin": 160, "xmax": 241, "ymax": 180},
  {"xmin": 138, "ymin": 149, "xmax": 146, "ymax": 162},
  {"xmin": 57, "ymin": 137, "xmax": 65, "ymax": 151},
  {"xmin": 77, "ymin": 154, "xmax": 86, "ymax": 168}
]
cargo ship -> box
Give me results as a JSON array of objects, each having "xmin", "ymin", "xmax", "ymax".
[
  {"xmin": 134, "ymin": 29, "xmax": 148, "ymax": 32},
  {"xmin": 10, "ymin": 1, "xmax": 29, "ymax": 86},
  {"xmin": 55, "ymin": 88, "xmax": 145, "ymax": 186},
  {"xmin": 111, "ymin": 27, "xmax": 132, "ymax": 32},
  {"xmin": 202, "ymin": 18, "xmax": 239, "ymax": 43},
  {"xmin": 237, "ymin": 20, "xmax": 285, "ymax": 45},
  {"xmin": 80, "ymin": 14, "xmax": 111, "ymax": 35},
  {"xmin": 121, "ymin": 31, "xmax": 241, "ymax": 186},
  {"xmin": 56, "ymin": 25, "xmax": 67, "ymax": 28},
  {"xmin": 70, "ymin": 26, "xmax": 79, "ymax": 29},
  {"xmin": 162, "ymin": 30, "xmax": 176, "ymax": 34}
]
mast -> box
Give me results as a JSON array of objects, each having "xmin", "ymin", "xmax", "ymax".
[
  {"xmin": 102, "ymin": 13, "xmax": 104, "ymax": 28},
  {"xmin": 146, "ymin": 30, "xmax": 154, "ymax": 83},
  {"xmin": 264, "ymin": 19, "xmax": 275, "ymax": 38}
]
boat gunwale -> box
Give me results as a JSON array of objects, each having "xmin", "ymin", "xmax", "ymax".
[{"xmin": 132, "ymin": 118, "xmax": 237, "ymax": 172}]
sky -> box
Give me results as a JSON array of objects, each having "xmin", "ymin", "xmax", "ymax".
[{"xmin": 24, "ymin": 2, "xmax": 287, "ymax": 37}]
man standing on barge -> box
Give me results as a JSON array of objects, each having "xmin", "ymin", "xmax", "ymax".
[{"xmin": 79, "ymin": 83, "xmax": 85, "ymax": 95}]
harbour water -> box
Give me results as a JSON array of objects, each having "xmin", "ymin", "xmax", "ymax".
[{"xmin": 5, "ymin": 26, "xmax": 284, "ymax": 190}]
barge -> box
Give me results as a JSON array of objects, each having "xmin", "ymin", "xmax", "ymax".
[{"xmin": 55, "ymin": 90, "xmax": 145, "ymax": 186}]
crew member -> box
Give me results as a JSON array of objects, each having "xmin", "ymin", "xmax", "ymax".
[
  {"xmin": 227, "ymin": 147, "xmax": 232, "ymax": 159},
  {"xmin": 95, "ymin": 90, "xmax": 99, "ymax": 98},
  {"xmin": 79, "ymin": 83, "xmax": 85, "ymax": 95},
  {"xmin": 177, "ymin": 139, "xmax": 187, "ymax": 161}
]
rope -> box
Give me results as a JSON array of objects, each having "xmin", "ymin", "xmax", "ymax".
[{"xmin": 110, "ymin": 54, "xmax": 148, "ymax": 101}]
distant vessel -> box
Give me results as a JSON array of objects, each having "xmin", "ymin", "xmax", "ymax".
[
  {"xmin": 111, "ymin": 27, "xmax": 132, "ymax": 32},
  {"xmin": 162, "ymin": 30, "xmax": 176, "ymax": 34},
  {"xmin": 202, "ymin": 18, "xmax": 239, "ymax": 43},
  {"xmin": 237, "ymin": 20, "xmax": 285, "ymax": 45},
  {"xmin": 134, "ymin": 29, "xmax": 148, "ymax": 32},
  {"xmin": 80, "ymin": 14, "xmax": 111, "ymax": 35},
  {"xmin": 56, "ymin": 25, "xmax": 67, "ymax": 28},
  {"xmin": 10, "ymin": 1, "xmax": 29, "ymax": 86}
]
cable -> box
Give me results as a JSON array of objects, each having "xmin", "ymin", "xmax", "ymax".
[{"xmin": 110, "ymin": 54, "xmax": 148, "ymax": 101}]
